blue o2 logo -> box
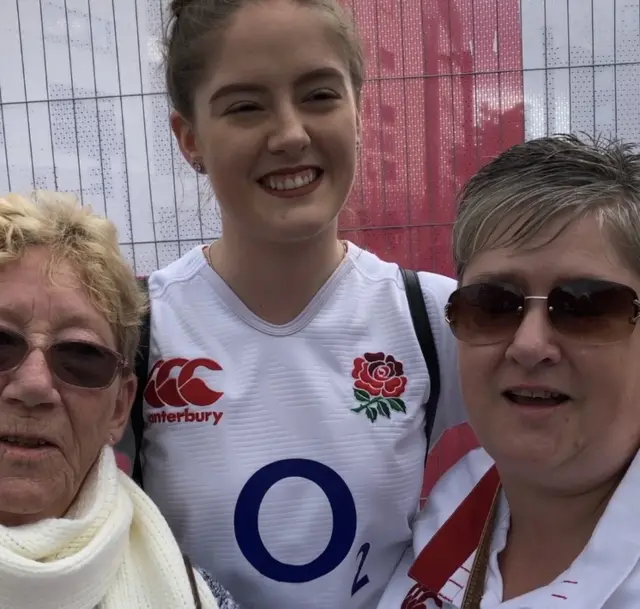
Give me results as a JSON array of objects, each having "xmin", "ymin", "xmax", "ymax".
[{"xmin": 234, "ymin": 458, "xmax": 370, "ymax": 593}]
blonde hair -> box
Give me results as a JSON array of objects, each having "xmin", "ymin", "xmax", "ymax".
[{"xmin": 0, "ymin": 191, "xmax": 147, "ymax": 363}]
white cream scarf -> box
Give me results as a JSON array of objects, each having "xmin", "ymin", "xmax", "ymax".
[{"xmin": 0, "ymin": 447, "xmax": 220, "ymax": 609}]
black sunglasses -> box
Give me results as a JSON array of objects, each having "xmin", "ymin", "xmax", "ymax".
[
  {"xmin": 445, "ymin": 278, "xmax": 640, "ymax": 346},
  {"xmin": 0, "ymin": 328, "xmax": 127, "ymax": 389}
]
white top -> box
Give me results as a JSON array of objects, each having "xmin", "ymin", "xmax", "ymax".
[
  {"xmin": 140, "ymin": 243, "xmax": 467, "ymax": 609},
  {"xmin": 378, "ymin": 447, "xmax": 640, "ymax": 608}
]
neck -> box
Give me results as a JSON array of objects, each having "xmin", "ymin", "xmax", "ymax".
[
  {"xmin": 207, "ymin": 227, "xmax": 346, "ymax": 325},
  {"xmin": 498, "ymin": 472, "xmax": 622, "ymax": 600}
]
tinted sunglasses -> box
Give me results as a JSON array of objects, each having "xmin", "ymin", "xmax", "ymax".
[
  {"xmin": 445, "ymin": 278, "xmax": 640, "ymax": 345},
  {"xmin": 0, "ymin": 328, "xmax": 126, "ymax": 389}
]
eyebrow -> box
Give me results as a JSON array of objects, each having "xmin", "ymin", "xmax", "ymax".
[
  {"xmin": 467, "ymin": 272, "xmax": 523, "ymax": 284},
  {"xmin": 0, "ymin": 305, "xmax": 107, "ymax": 339},
  {"xmin": 467, "ymin": 271, "xmax": 617, "ymax": 291},
  {"xmin": 0, "ymin": 305, "xmax": 27, "ymax": 327},
  {"xmin": 209, "ymin": 66, "xmax": 346, "ymax": 103},
  {"xmin": 52, "ymin": 313, "xmax": 106, "ymax": 335}
]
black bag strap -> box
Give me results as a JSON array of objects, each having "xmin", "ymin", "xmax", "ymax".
[
  {"xmin": 131, "ymin": 276, "xmax": 150, "ymax": 487},
  {"xmin": 183, "ymin": 554, "xmax": 203, "ymax": 609},
  {"xmin": 400, "ymin": 268, "xmax": 441, "ymax": 449}
]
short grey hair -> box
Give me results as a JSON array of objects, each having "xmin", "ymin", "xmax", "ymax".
[{"xmin": 452, "ymin": 134, "xmax": 640, "ymax": 279}]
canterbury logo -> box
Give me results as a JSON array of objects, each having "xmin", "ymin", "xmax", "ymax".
[{"xmin": 144, "ymin": 357, "xmax": 224, "ymax": 408}]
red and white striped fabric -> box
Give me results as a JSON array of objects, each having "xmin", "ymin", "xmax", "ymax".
[{"xmin": 377, "ymin": 447, "xmax": 640, "ymax": 608}]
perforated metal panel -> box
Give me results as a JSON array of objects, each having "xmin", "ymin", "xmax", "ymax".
[
  {"xmin": 0, "ymin": 0, "xmax": 221, "ymax": 277},
  {"xmin": 522, "ymin": 0, "xmax": 640, "ymax": 142},
  {"xmin": 0, "ymin": 1, "xmax": 637, "ymax": 277}
]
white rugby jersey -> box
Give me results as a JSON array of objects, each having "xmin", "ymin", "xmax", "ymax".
[
  {"xmin": 378, "ymin": 447, "xmax": 640, "ymax": 609},
  {"xmin": 140, "ymin": 243, "xmax": 467, "ymax": 609}
]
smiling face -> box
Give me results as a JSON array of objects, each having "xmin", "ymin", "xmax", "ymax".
[
  {"xmin": 172, "ymin": 0, "xmax": 359, "ymax": 245},
  {"xmin": 0, "ymin": 247, "xmax": 135, "ymax": 525},
  {"xmin": 457, "ymin": 215, "xmax": 640, "ymax": 492}
]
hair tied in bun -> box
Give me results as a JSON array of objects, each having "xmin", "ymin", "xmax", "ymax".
[{"xmin": 170, "ymin": 0, "xmax": 191, "ymax": 19}]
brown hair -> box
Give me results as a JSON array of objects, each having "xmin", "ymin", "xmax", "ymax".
[{"xmin": 164, "ymin": 0, "xmax": 365, "ymax": 122}]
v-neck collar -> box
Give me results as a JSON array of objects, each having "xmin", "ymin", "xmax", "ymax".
[{"xmin": 198, "ymin": 243, "xmax": 360, "ymax": 336}]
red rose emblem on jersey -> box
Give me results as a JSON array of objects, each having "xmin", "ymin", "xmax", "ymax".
[
  {"xmin": 353, "ymin": 352, "xmax": 407, "ymax": 397},
  {"xmin": 351, "ymin": 352, "xmax": 408, "ymax": 423}
]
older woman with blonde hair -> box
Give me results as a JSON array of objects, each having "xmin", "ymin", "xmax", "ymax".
[
  {"xmin": 0, "ymin": 191, "xmax": 238, "ymax": 608},
  {"xmin": 379, "ymin": 135, "xmax": 640, "ymax": 608}
]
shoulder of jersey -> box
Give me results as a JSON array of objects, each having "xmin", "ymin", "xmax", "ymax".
[
  {"xmin": 146, "ymin": 242, "xmax": 458, "ymax": 311},
  {"xmin": 351, "ymin": 244, "xmax": 457, "ymax": 316},
  {"xmin": 351, "ymin": 244, "xmax": 456, "ymax": 292},
  {"xmin": 147, "ymin": 246, "xmax": 207, "ymax": 298}
]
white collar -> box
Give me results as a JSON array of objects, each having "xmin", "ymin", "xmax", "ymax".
[{"xmin": 443, "ymin": 451, "xmax": 640, "ymax": 608}]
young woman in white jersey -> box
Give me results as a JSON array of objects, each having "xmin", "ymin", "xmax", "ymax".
[{"xmin": 131, "ymin": 1, "xmax": 467, "ymax": 608}]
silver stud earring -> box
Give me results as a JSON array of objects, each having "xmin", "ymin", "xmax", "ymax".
[
  {"xmin": 193, "ymin": 160, "xmax": 204, "ymax": 173},
  {"xmin": 108, "ymin": 434, "xmax": 116, "ymax": 446}
]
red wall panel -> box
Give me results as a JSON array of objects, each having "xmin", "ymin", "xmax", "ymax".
[
  {"xmin": 341, "ymin": 0, "xmax": 524, "ymax": 278},
  {"xmin": 340, "ymin": 0, "xmax": 525, "ymax": 490}
]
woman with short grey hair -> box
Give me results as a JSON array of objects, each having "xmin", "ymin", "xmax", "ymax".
[{"xmin": 379, "ymin": 134, "xmax": 640, "ymax": 608}]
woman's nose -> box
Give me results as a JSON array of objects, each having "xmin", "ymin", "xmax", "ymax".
[
  {"xmin": 1, "ymin": 349, "xmax": 59, "ymax": 407},
  {"xmin": 267, "ymin": 108, "xmax": 311, "ymax": 157},
  {"xmin": 504, "ymin": 303, "xmax": 561, "ymax": 369}
]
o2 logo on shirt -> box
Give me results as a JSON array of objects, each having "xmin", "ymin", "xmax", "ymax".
[{"xmin": 234, "ymin": 459, "xmax": 370, "ymax": 595}]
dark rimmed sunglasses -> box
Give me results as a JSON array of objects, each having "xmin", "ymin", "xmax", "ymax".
[
  {"xmin": 0, "ymin": 328, "xmax": 127, "ymax": 389},
  {"xmin": 445, "ymin": 278, "xmax": 640, "ymax": 346}
]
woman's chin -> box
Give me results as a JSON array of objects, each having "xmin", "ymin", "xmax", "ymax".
[
  {"xmin": 485, "ymin": 433, "xmax": 568, "ymax": 475},
  {"xmin": 0, "ymin": 476, "xmax": 69, "ymax": 525},
  {"xmin": 0, "ymin": 485, "xmax": 51, "ymax": 524},
  {"xmin": 262, "ymin": 213, "xmax": 340, "ymax": 244}
]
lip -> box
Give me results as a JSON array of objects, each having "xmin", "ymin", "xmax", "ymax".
[
  {"xmin": 0, "ymin": 433, "xmax": 60, "ymax": 450},
  {"xmin": 501, "ymin": 385, "xmax": 572, "ymax": 410},
  {"xmin": 258, "ymin": 165, "xmax": 322, "ymax": 180},
  {"xmin": 502, "ymin": 385, "xmax": 569, "ymax": 395}
]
